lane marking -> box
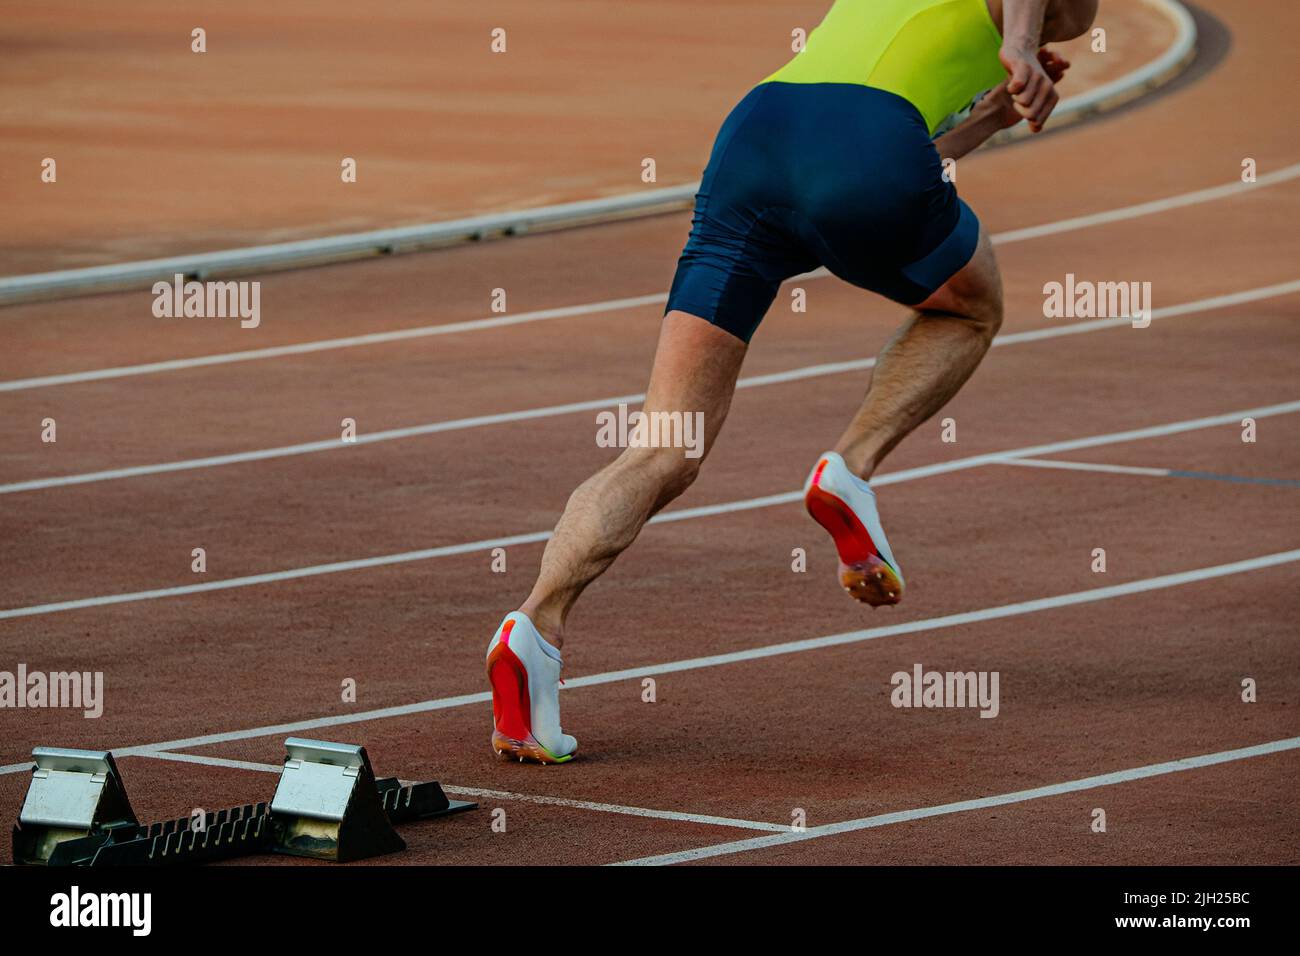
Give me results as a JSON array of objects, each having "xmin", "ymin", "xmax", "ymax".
[
  {"xmin": 3, "ymin": 167, "xmax": 1297, "ymax": 393},
  {"xmin": 998, "ymin": 456, "xmax": 1300, "ymax": 487},
  {"xmin": 140, "ymin": 751, "xmax": 281, "ymax": 774},
  {"xmin": 0, "ymin": 529, "xmax": 555, "ymax": 621},
  {"xmin": 0, "ymin": 394, "xmax": 645, "ymax": 494},
  {"xmin": 5, "ymin": 279, "xmax": 1298, "ymax": 496},
  {"xmin": 992, "ymin": 163, "xmax": 1300, "ymax": 244},
  {"xmin": 138, "ymin": 750, "xmax": 784, "ymax": 831},
  {"xmin": 998, "ymin": 457, "xmax": 1170, "ymax": 477},
  {"xmin": 0, "ymin": 294, "xmax": 668, "ymax": 393},
  {"xmin": 433, "ymin": 785, "xmax": 788, "ymax": 832},
  {"xmin": 1165, "ymin": 470, "xmax": 1300, "ymax": 488},
  {"xmin": 613, "ymin": 736, "xmax": 1300, "ymax": 865},
  {"xmin": 2, "ymin": 400, "xmax": 1296, "ymax": 620},
  {"xmin": 3, "ymin": 547, "xmax": 1296, "ymax": 775}
]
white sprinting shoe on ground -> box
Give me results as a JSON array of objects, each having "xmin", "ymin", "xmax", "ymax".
[
  {"xmin": 803, "ymin": 451, "xmax": 905, "ymax": 606},
  {"xmin": 485, "ymin": 611, "xmax": 578, "ymax": 764}
]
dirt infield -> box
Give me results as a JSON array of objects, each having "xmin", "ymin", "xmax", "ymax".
[{"xmin": 1, "ymin": 0, "xmax": 1297, "ymax": 867}]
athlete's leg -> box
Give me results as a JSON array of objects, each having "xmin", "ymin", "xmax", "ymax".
[
  {"xmin": 518, "ymin": 310, "xmax": 746, "ymax": 647},
  {"xmin": 803, "ymin": 226, "xmax": 1001, "ymax": 606},
  {"xmin": 833, "ymin": 225, "xmax": 1003, "ymax": 478}
]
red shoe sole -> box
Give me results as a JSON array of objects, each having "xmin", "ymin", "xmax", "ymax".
[
  {"xmin": 486, "ymin": 642, "xmax": 573, "ymax": 764},
  {"xmin": 805, "ymin": 484, "xmax": 903, "ymax": 607}
]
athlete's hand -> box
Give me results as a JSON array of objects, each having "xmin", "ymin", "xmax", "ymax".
[
  {"xmin": 999, "ymin": 44, "xmax": 1062, "ymax": 132},
  {"xmin": 991, "ymin": 47, "xmax": 1069, "ymax": 131},
  {"xmin": 1037, "ymin": 47, "xmax": 1070, "ymax": 84}
]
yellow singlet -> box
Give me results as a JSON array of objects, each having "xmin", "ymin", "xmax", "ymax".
[{"xmin": 764, "ymin": 0, "xmax": 1007, "ymax": 134}]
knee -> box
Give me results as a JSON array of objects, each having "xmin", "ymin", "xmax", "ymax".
[
  {"xmin": 622, "ymin": 445, "xmax": 701, "ymax": 500},
  {"xmin": 961, "ymin": 260, "xmax": 1003, "ymax": 341},
  {"xmin": 921, "ymin": 234, "xmax": 1002, "ymax": 341},
  {"xmin": 942, "ymin": 281, "xmax": 1001, "ymax": 344},
  {"xmin": 655, "ymin": 449, "xmax": 702, "ymax": 499},
  {"xmin": 972, "ymin": 289, "xmax": 1003, "ymax": 341}
]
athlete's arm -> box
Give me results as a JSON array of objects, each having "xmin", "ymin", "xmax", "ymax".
[
  {"xmin": 933, "ymin": 101, "xmax": 1006, "ymax": 163},
  {"xmin": 999, "ymin": 0, "xmax": 1056, "ymax": 132},
  {"xmin": 935, "ymin": 48, "xmax": 1070, "ymax": 161}
]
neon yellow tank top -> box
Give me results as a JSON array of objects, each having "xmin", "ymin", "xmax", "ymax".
[{"xmin": 763, "ymin": 0, "xmax": 1006, "ymax": 135}]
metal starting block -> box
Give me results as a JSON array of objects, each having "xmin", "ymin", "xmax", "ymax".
[
  {"xmin": 12, "ymin": 747, "xmax": 138, "ymax": 866},
  {"xmin": 271, "ymin": 737, "xmax": 475, "ymax": 862},
  {"xmin": 39, "ymin": 802, "xmax": 273, "ymax": 866},
  {"xmin": 12, "ymin": 738, "xmax": 476, "ymax": 866}
]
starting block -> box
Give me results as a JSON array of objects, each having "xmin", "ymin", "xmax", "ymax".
[
  {"xmin": 12, "ymin": 747, "xmax": 138, "ymax": 866},
  {"xmin": 271, "ymin": 737, "xmax": 475, "ymax": 862},
  {"xmin": 12, "ymin": 738, "xmax": 475, "ymax": 866}
]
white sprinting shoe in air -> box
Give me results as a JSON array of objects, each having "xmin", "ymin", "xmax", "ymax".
[
  {"xmin": 804, "ymin": 451, "xmax": 905, "ymax": 606},
  {"xmin": 485, "ymin": 611, "xmax": 578, "ymax": 764}
]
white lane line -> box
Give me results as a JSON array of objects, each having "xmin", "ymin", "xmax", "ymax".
[
  {"xmin": 864, "ymin": 400, "xmax": 1300, "ymax": 485},
  {"xmin": 433, "ymin": 785, "xmax": 788, "ymax": 831},
  {"xmin": 2, "ymin": 400, "xmax": 1296, "ymax": 620},
  {"xmin": 3, "ymin": 547, "xmax": 1295, "ymax": 776},
  {"xmin": 4, "ymin": 167, "xmax": 1298, "ymax": 394},
  {"xmin": 992, "ymin": 163, "xmax": 1300, "ymax": 244},
  {"xmin": 139, "ymin": 751, "xmax": 282, "ymax": 774},
  {"xmin": 0, "ymin": 530, "xmax": 554, "ymax": 620},
  {"xmin": 612, "ymin": 736, "xmax": 1300, "ymax": 865},
  {"xmin": 997, "ymin": 457, "xmax": 1173, "ymax": 477},
  {"xmin": 996, "ymin": 457, "xmax": 1300, "ymax": 488},
  {"xmin": 137, "ymin": 750, "xmax": 784, "ymax": 830},
  {"xmin": 5, "ymin": 279, "xmax": 1298, "ymax": 496},
  {"xmin": 0, "ymin": 294, "xmax": 668, "ymax": 393},
  {"xmin": 0, "ymin": 393, "xmax": 643, "ymax": 494}
]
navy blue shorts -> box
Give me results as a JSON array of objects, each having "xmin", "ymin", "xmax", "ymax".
[{"xmin": 666, "ymin": 82, "xmax": 981, "ymax": 342}]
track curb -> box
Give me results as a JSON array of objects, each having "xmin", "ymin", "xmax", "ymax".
[{"xmin": 0, "ymin": 0, "xmax": 1197, "ymax": 306}]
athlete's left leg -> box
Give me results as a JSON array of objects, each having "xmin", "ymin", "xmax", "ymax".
[
  {"xmin": 804, "ymin": 225, "xmax": 1002, "ymax": 606},
  {"xmin": 832, "ymin": 224, "xmax": 1003, "ymax": 478}
]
